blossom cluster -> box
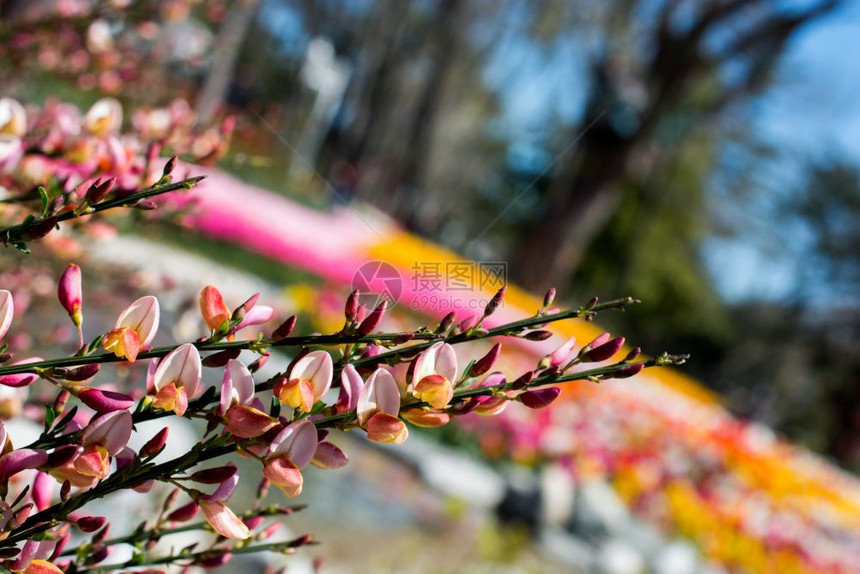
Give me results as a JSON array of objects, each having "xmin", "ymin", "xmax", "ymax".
[{"xmin": 0, "ymin": 264, "xmax": 656, "ymax": 572}]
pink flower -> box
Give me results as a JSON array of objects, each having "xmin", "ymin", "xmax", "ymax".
[
  {"xmin": 274, "ymin": 351, "xmax": 332, "ymax": 412},
  {"xmin": 102, "ymin": 296, "xmax": 160, "ymax": 362},
  {"xmin": 548, "ymin": 337, "xmax": 576, "ymax": 368},
  {"xmin": 411, "ymin": 342, "xmax": 458, "ymax": 410},
  {"xmin": 58, "ymin": 264, "xmax": 83, "ymax": 328},
  {"xmin": 220, "ymin": 359, "xmax": 277, "ymax": 438},
  {"xmin": 151, "ymin": 344, "xmax": 202, "ymax": 416},
  {"xmin": 234, "ymin": 305, "xmax": 274, "ymax": 332},
  {"xmin": 262, "ymin": 420, "xmax": 318, "ymax": 497},
  {"xmin": 199, "ymin": 285, "xmax": 230, "ymax": 332},
  {"xmin": 0, "ymin": 290, "xmax": 13, "ymax": 341},
  {"xmin": 73, "ymin": 410, "xmax": 132, "ymax": 480},
  {"xmin": 78, "ymin": 388, "xmax": 135, "ymax": 413},
  {"xmin": 357, "ymin": 369, "xmax": 407, "ymax": 444},
  {"xmin": 0, "ymin": 357, "xmax": 44, "ymax": 388},
  {"xmin": 471, "ymin": 372, "xmax": 510, "ymax": 416},
  {"xmin": 336, "ymin": 364, "xmax": 363, "ymax": 414},
  {"xmin": 84, "ymin": 98, "xmax": 122, "ymax": 137},
  {"xmin": 200, "ymin": 499, "xmax": 250, "ymax": 540},
  {"xmin": 0, "ymin": 98, "xmax": 26, "ymax": 137}
]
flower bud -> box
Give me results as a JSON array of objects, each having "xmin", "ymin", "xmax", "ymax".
[
  {"xmin": 32, "ymin": 472, "xmax": 53, "ymax": 511},
  {"xmin": 78, "ymin": 388, "xmax": 135, "ymax": 413},
  {"xmin": 483, "ymin": 285, "xmax": 506, "ymax": 317},
  {"xmin": 85, "ymin": 177, "xmax": 115, "ymax": 204},
  {"xmin": 77, "ymin": 515, "xmax": 106, "ymax": 532},
  {"xmin": 243, "ymin": 515, "xmax": 265, "ymax": 530},
  {"xmin": 271, "ymin": 316, "xmax": 297, "ymax": 341},
  {"xmin": 469, "ymin": 343, "xmax": 501, "ymax": 377},
  {"xmin": 48, "ymin": 445, "xmax": 83, "ymax": 468},
  {"xmin": 140, "ymin": 427, "xmax": 169, "ymax": 458},
  {"xmin": 163, "ymin": 156, "xmax": 177, "ymax": 177},
  {"xmin": 611, "ymin": 363, "xmax": 644, "ymax": 379},
  {"xmin": 357, "ymin": 301, "xmax": 386, "ymax": 335},
  {"xmin": 624, "ymin": 347, "xmax": 642, "ymax": 362},
  {"xmin": 543, "ymin": 287, "xmax": 556, "ymax": 309},
  {"xmin": 581, "ymin": 336, "xmax": 625, "ymax": 363},
  {"xmin": 189, "ymin": 465, "xmax": 238, "ymax": 484},
  {"xmin": 510, "ymin": 371, "xmax": 534, "ymax": 390},
  {"xmin": 436, "ymin": 312, "xmax": 456, "ymax": 333},
  {"xmin": 58, "ymin": 264, "xmax": 83, "ymax": 328},
  {"xmin": 55, "ymin": 364, "xmax": 100, "ymax": 382},
  {"xmin": 167, "ymin": 501, "xmax": 200, "ymax": 522},
  {"xmin": 524, "ymin": 330, "xmax": 553, "ymax": 341},
  {"xmin": 519, "ymin": 387, "xmax": 561, "ymax": 409},
  {"xmin": 202, "ymin": 349, "xmax": 241, "ymax": 368},
  {"xmin": 53, "ymin": 390, "xmax": 71, "ymax": 416},
  {"xmin": 458, "ymin": 315, "xmax": 478, "ymax": 333},
  {"xmin": 344, "ymin": 290, "xmax": 359, "ymax": 322}
]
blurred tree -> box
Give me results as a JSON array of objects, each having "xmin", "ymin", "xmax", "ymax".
[{"xmin": 510, "ymin": 0, "xmax": 840, "ymax": 292}]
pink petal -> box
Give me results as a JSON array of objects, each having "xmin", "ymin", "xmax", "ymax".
[
  {"xmin": 549, "ymin": 336, "xmax": 577, "ymax": 367},
  {"xmin": 0, "ymin": 448, "xmax": 48, "ymax": 476},
  {"xmin": 268, "ymin": 420, "xmax": 318, "ymax": 468},
  {"xmin": 236, "ymin": 305, "xmax": 274, "ymax": 330},
  {"xmin": 116, "ymin": 296, "xmax": 160, "ymax": 347},
  {"xmin": 78, "ymin": 388, "xmax": 134, "ymax": 413},
  {"xmin": 337, "ymin": 364, "xmax": 364, "ymax": 413},
  {"xmin": 221, "ymin": 359, "xmax": 254, "ymax": 415},
  {"xmin": 290, "ymin": 351, "xmax": 332, "ymax": 401},
  {"xmin": 414, "ymin": 342, "xmax": 458, "ymax": 384},
  {"xmin": 224, "ymin": 405, "xmax": 278, "ymax": 438},
  {"xmin": 0, "ymin": 290, "xmax": 13, "ymax": 341},
  {"xmin": 357, "ymin": 368, "xmax": 401, "ymax": 424},
  {"xmin": 519, "ymin": 387, "xmax": 561, "ymax": 409},
  {"xmin": 0, "ymin": 357, "xmax": 43, "ymax": 388},
  {"xmin": 82, "ymin": 410, "xmax": 132, "ymax": 455},
  {"xmin": 200, "ymin": 500, "xmax": 250, "ymax": 540},
  {"xmin": 153, "ymin": 344, "xmax": 202, "ymax": 398},
  {"xmin": 311, "ymin": 441, "xmax": 348, "ymax": 469}
]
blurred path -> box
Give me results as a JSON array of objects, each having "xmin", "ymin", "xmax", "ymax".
[{"xmin": 155, "ymin": 166, "xmax": 860, "ymax": 572}]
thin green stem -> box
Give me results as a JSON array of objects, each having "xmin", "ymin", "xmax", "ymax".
[{"xmin": 75, "ymin": 538, "xmax": 314, "ymax": 573}]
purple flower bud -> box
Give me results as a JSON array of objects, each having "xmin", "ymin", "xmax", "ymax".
[
  {"xmin": 0, "ymin": 448, "xmax": 49, "ymax": 477},
  {"xmin": 271, "ymin": 315, "xmax": 297, "ymax": 341},
  {"xmin": 624, "ymin": 347, "xmax": 642, "ymax": 362},
  {"xmin": 77, "ymin": 515, "xmax": 107, "ymax": 532},
  {"xmin": 524, "ymin": 330, "xmax": 553, "ymax": 341},
  {"xmin": 163, "ymin": 156, "xmax": 177, "ymax": 177},
  {"xmin": 543, "ymin": 288, "xmax": 556, "ymax": 308},
  {"xmin": 344, "ymin": 290, "xmax": 359, "ymax": 322},
  {"xmin": 32, "ymin": 471, "xmax": 53, "ymax": 511},
  {"xmin": 86, "ymin": 177, "xmax": 115, "ymax": 204},
  {"xmin": 190, "ymin": 465, "xmax": 238, "ymax": 484},
  {"xmin": 58, "ymin": 263, "xmax": 83, "ymax": 327},
  {"xmin": 437, "ymin": 312, "xmax": 456, "ymax": 333},
  {"xmin": 483, "ymin": 285, "xmax": 506, "ymax": 317},
  {"xmin": 581, "ymin": 337, "xmax": 625, "ymax": 363},
  {"xmin": 167, "ymin": 501, "xmax": 200, "ymax": 522},
  {"xmin": 510, "ymin": 371, "xmax": 534, "ymax": 390},
  {"xmin": 202, "ymin": 348, "xmax": 242, "ymax": 368},
  {"xmin": 140, "ymin": 427, "xmax": 169, "ymax": 458},
  {"xmin": 458, "ymin": 315, "xmax": 478, "ymax": 333},
  {"xmin": 357, "ymin": 301, "xmax": 386, "ymax": 335},
  {"xmin": 48, "ymin": 445, "xmax": 83, "ymax": 468},
  {"xmin": 243, "ymin": 515, "xmax": 265, "ymax": 530},
  {"xmin": 56, "ymin": 364, "xmax": 100, "ymax": 382},
  {"xmin": 519, "ymin": 387, "xmax": 561, "ymax": 409},
  {"xmin": 611, "ymin": 363, "xmax": 644, "ymax": 379},
  {"xmin": 469, "ymin": 343, "xmax": 501, "ymax": 377},
  {"xmin": 78, "ymin": 388, "xmax": 135, "ymax": 413}
]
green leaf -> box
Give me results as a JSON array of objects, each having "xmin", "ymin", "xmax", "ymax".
[
  {"xmin": 38, "ymin": 186, "xmax": 49, "ymax": 216},
  {"xmin": 44, "ymin": 404, "xmax": 56, "ymax": 430}
]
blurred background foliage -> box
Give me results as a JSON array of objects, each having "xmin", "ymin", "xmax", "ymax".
[{"xmin": 2, "ymin": 0, "xmax": 858, "ymax": 471}]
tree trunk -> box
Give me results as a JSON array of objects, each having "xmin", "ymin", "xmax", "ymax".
[{"xmin": 195, "ymin": 0, "xmax": 259, "ymax": 125}]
